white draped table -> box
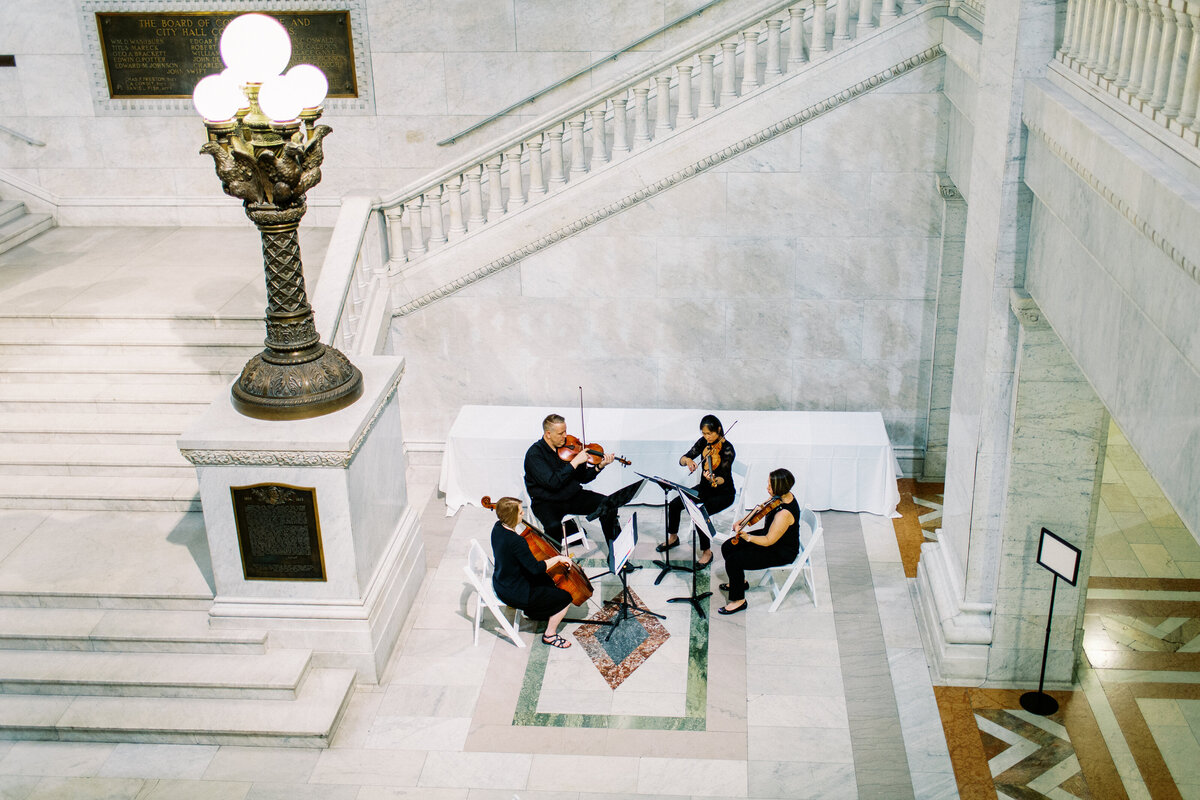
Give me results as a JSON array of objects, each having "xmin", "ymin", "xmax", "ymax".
[{"xmin": 439, "ymin": 406, "xmax": 901, "ymax": 517}]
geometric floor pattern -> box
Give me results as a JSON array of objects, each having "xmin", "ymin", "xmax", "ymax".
[
  {"xmin": 974, "ymin": 708, "xmax": 1091, "ymax": 799},
  {"xmin": 573, "ymin": 587, "xmax": 671, "ymax": 690}
]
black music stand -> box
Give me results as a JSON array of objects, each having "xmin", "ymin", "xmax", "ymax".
[
  {"xmin": 587, "ymin": 477, "xmax": 646, "ymax": 573},
  {"xmin": 666, "ymin": 488, "xmax": 716, "ymax": 618},
  {"xmin": 638, "ymin": 472, "xmax": 698, "ymax": 585},
  {"xmin": 600, "ymin": 512, "xmax": 664, "ymax": 641}
]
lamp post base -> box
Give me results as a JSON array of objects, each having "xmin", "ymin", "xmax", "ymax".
[
  {"xmin": 1019, "ymin": 690, "xmax": 1059, "ymax": 717},
  {"xmin": 232, "ymin": 345, "xmax": 364, "ymax": 421}
]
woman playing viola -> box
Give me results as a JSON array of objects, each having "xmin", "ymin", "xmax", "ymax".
[
  {"xmin": 489, "ymin": 496, "xmax": 575, "ymax": 648},
  {"xmin": 658, "ymin": 414, "xmax": 735, "ymax": 568},
  {"xmin": 717, "ymin": 468, "xmax": 800, "ymax": 615}
]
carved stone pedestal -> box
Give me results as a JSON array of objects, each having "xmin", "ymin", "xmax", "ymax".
[{"xmin": 179, "ymin": 356, "xmax": 421, "ymax": 682}]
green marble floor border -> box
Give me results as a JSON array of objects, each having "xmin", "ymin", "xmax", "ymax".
[{"xmin": 511, "ymin": 557, "xmax": 711, "ymax": 731}]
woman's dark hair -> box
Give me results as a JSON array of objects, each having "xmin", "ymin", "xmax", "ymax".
[
  {"xmin": 699, "ymin": 414, "xmax": 723, "ymax": 435},
  {"xmin": 769, "ymin": 468, "xmax": 795, "ymax": 497}
]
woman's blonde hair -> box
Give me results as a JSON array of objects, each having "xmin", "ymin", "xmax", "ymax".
[{"xmin": 495, "ymin": 496, "xmax": 522, "ymax": 528}]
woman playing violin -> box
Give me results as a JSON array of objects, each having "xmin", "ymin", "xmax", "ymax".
[
  {"xmin": 658, "ymin": 414, "xmax": 735, "ymax": 568},
  {"xmin": 490, "ymin": 497, "xmax": 575, "ymax": 648},
  {"xmin": 717, "ymin": 468, "xmax": 800, "ymax": 615}
]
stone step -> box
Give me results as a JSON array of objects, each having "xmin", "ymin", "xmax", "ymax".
[
  {"xmin": 0, "ymin": 592, "xmax": 211, "ymax": 612},
  {"xmin": 0, "ymin": 475, "xmax": 199, "ymax": 511},
  {"xmin": 0, "ymin": 648, "xmax": 309, "ymax": 699},
  {"xmin": 0, "ymin": 354, "xmax": 245, "ymax": 379},
  {"xmin": 0, "ymin": 443, "xmax": 193, "ymax": 478},
  {"xmin": 0, "ymin": 201, "xmax": 26, "ymax": 228},
  {"xmin": 0, "ymin": 609, "xmax": 265, "ymax": 654},
  {"xmin": 0, "ymin": 667, "xmax": 356, "ymax": 746},
  {"xmin": 0, "ymin": 381, "xmax": 224, "ymax": 407},
  {"xmin": 0, "ymin": 326, "xmax": 262, "ymax": 349},
  {"xmin": 0, "ymin": 314, "xmax": 262, "ymax": 333},
  {"xmin": 0, "ymin": 213, "xmax": 53, "ymax": 255},
  {"xmin": 1, "ymin": 411, "xmax": 200, "ymax": 435},
  {"xmin": 0, "ymin": 341, "xmax": 261, "ymax": 358}
]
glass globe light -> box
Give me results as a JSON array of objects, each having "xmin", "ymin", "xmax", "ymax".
[
  {"xmin": 220, "ymin": 68, "xmax": 252, "ymax": 111},
  {"xmin": 192, "ymin": 73, "xmax": 243, "ymax": 122},
  {"xmin": 257, "ymin": 74, "xmax": 303, "ymax": 123},
  {"xmin": 287, "ymin": 64, "xmax": 328, "ymax": 109},
  {"xmin": 220, "ymin": 13, "xmax": 291, "ymax": 84}
]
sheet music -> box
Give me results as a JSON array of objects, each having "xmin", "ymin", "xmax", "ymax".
[{"xmin": 609, "ymin": 512, "xmax": 638, "ymax": 574}]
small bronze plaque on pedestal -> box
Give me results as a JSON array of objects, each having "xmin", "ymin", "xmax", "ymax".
[
  {"xmin": 231, "ymin": 483, "xmax": 326, "ymax": 581},
  {"xmin": 95, "ymin": 10, "xmax": 357, "ymax": 99}
]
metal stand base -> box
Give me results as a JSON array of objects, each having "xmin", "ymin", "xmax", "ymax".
[
  {"xmin": 1019, "ymin": 691, "xmax": 1059, "ymax": 716},
  {"xmin": 653, "ymin": 485, "xmax": 694, "ymax": 585},
  {"xmin": 667, "ymin": 524, "xmax": 712, "ymax": 618}
]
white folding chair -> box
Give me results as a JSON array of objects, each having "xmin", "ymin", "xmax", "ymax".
[
  {"xmin": 518, "ymin": 486, "xmax": 596, "ymax": 557},
  {"xmin": 710, "ymin": 459, "xmax": 751, "ymax": 535},
  {"xmin": 758, "ymin": 507, "xmax": 823, "ymax": 612},
  {"xmin": 463, "ymin": 538, "xmax": 525, "ymax": 648}
]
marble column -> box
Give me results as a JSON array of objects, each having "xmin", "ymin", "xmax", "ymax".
[
  {"xmin": 914, "ymin": 0, "xmax": 1060, "ymax": 682},
  {"xmin": 987, "ymin": 291, "xmax": 1106, "ymax": 685},
  {"xmin": 923, "ymin": 176, "xmax": 966, "ymax": 481}
]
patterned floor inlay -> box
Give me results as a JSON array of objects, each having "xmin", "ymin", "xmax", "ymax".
[
  {"xmin": 893, "ymin": 479, "xmax": 943, "ymax": 578},
  {"xmin": 573, "ymin": 587, "xmax": 670, "ymax": 690}
]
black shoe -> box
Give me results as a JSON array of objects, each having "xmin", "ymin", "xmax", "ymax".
[
  {"xmin": 719, "ymin": 581, "xmax": 750, "ymax": 592},
  {"xmin": 655, "ymin": 537, "xmax": 680, "ymax": 553},
  {"xmin": 717, "ymin": 601, "xmax": 747, "ymax": 615},
  {"xmin": 695, "ymin": 555, "xmax": 712, "ymax": 570}
]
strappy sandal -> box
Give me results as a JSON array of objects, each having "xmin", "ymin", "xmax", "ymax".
[{"xmin": 541, "ymin": 633, "xmax": 572, "ymax": 648}]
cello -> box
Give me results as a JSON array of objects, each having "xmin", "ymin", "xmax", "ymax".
[{"xmin": 481, "ymin": 496, "xmax": 594, "ymax": 606}]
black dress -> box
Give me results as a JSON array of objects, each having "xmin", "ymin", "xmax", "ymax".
[
  {"xmin": 667, "ymin": 436, "xmax": 736, "ymax": 550},
  {"xmin": 490, "ymin": 521, "xmax": 571, "ymax": 620},
  {"xmin": 719, "ymin": 496, "xmax": 800, "ymax": 602}
]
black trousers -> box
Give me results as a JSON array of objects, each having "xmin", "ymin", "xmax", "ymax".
[
  {"xmin": 667, "ymin": 491, "xmax": 734, "ymax": 551},
  {"xmin": 719, "ymin": 539, "xmax": 795, "ymax": 602},
  {"xmin": 532, "ymin": 489, "xmax": 619, "ymax": 545}
]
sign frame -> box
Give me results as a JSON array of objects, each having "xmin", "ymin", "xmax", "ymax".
[{"xmin": 1036, "ymin": 526, "xmax": 1081, "ymax": 586}]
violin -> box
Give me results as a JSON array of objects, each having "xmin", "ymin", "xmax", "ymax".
[
  {"xmin": 558, "ymin": 434, "xmax": 631, "ymax": 467},
  {"xmin": 730, "ymin": 496, "xmax": 783, "ymax": 545},
  {"xmin": 699, "ymin": 420, "xmax": 735, "ymax": 487},
  {"xmin": 481, "ymin": 495, "xmax": 593, "ymax": 606}
]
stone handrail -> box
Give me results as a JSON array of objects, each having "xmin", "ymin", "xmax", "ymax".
[
  {"xmin": 316, "ymin": 0, "xmax": 928, "ymax": 352},
  {"xmin": 1059, "ymin": 0, "xmax": 1200, "ymax": 151}
]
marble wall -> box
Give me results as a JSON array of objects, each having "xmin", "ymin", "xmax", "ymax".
[
  {"xmin": 0, "ymin": 0, "xmax": 745, "ymax": 226},
  {"xmin": 388, "ymin": 64, "xmax": 950, "ymax": 461}
]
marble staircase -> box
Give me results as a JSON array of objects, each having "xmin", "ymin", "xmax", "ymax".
[
  {"xmin": 0, "ymin": 606, "xmax": 356, "ymax": 745},
  {"xmin": 0, "ymin": 314, "xmax": 262, "ymax": 510},
  {"xmin": 0, "ymin": 197, "xmax": 53, "ymax": 255}
]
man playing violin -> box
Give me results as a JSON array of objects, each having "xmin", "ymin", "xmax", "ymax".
[
  {"xmin": 524, "ymin": 414, "xmax": 620, "ymax": 546},
  {"xmin": 717, "ymin": 468, "xmax": 800, "ymax": 615},
  {"xmin": 659, "ymin": 414, "xmax": 735, "ymax": 569},
  {"xmin": 490, "ymin": 497, "xmax": 574, "ymax": 648}
]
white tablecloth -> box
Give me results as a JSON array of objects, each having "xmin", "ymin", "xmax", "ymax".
[{"xmin": 439, "ymin": 406, "xmax": 901, "ymax": 517}]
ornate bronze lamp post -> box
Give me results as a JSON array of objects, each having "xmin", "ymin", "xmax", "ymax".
[{"xmin": 192, "ymin": 13, "xmax": 361, "ymax": 420}]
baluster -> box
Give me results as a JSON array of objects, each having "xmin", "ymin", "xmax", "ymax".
[
  {"xmin": 484, "ymin": 157, "xmax": 505, "ymax": 221},
  {"xmin": 1116, "ymin": 0, "xmax": 1140, "ymax": 85},
  {"xmin": 1070, "ymin": 0, "xmax": 1095, "ymax": 61},
  {"xmin": 742, "ymin": 29, "xmax": 761, "ymax": 94},
  {"xmin": 720, "ymin": 40, "xmax": 739, "ymax": 100},
  {"xmin": 788, "ymin": 6, "xmax": 807, "ymax": 69},
  {"xmin": 835, "ymin": 0, "xmax": 852, "ymax": 44},
  {"xmin": 1096, "ymin": 0, "xmax": 1118, "ymax": 76},
  {"xmin": 765, "ymin": 19, "xmax": 783, "ymax": 79},
  {"xmin": 465, "ymin": 165, "xmax": 486, "ymax": 226},
  {"xmin": 677, "ymin": 63, "xmax": 696, "ymax": 123},
  {"xmin": 655, "ymin": 74, "xmax": 673, "ymax": 133},
  {"xmin": 881, "ymin": 0, "xmax": 899, "ymax": 24},
  {"xmin": 1179, "ymin": 8, "xmax": 1200, "ymax": 126},
  {"xmin": 527, "ymin": 135, "xmax": 547, "ymax": 197},
  {"xmin": 589, "ymin": 105, "xmax": 609, "ymax": 168},
  {"xmin": 858, "ymin": 0, "xmax": 876, "ymax": 36},
  {"xmin": 1126, "ymin": 1, "xmax": 1151, "ymax": 91},
  {"xmin": 427, "ymin": 185, "xmax": 447, "ymax": 245},
  {"xmin": 384, "ymin": 206, "xmax": 405, "ymax": 264},
  {"xmin": 446, "ymin": 176, "xmax": 466, "ymax": 235},
  {"xmin": 547, "ymin": 125, "xmax": 567, "ymax": 186},
  {"xmin": 633, "ymin": 83, "xmax": 652, "ymax": 144},
  {"xmin": 1138, "ymin": 5, "xmax": 1164, "ymax": 102},
  {"xmin": 406, "ymin": 197, "xmax": 426, "ymax": 257},
  {"xmin": 1086, "ymin": 0, "xmax": 1106, "ymax": 68},
  {"xmin": 567, "ymin": 116, "xmax": 587, "ymax": 175},
  {"xmin": 1151, "ymin": 7, "xmax": 1178, "ymax": 109},
  {"xmin": 698, "ymin": 53, "xmax": 717, "ymax": 113},
  {"xmin": 1164, "ymin": 10, "xmax": 1192, "ymax": 118},
  {"xmin": 1062, "ymin": 0, "xmax": 1080, "ymax": 55},
  {"xmin": 612, "ymin": 93, "xmax": 632, "ymax": 153},
  {"xmin": 812, "ymin": 0, "xmax": 830, "ymax": 58},
  {"xmin": 902, "ymin": 0, "xmax": 921, "ymax": 11},
  {"xmin": 1105, "ymin": 0, "xmax": 1129, "ymax": 80},
  {"xmin": 504, "ymin": 147, "xmax": 525, "ymax": 210}
]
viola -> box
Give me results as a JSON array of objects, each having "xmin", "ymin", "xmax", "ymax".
[
  {"xmin": 481, "ymin": 496, "xmax": 594, "ymax": 606},
  {"xmin": 558, "ymin": 434, "xmax": 631, "ymax": 467},
  {"xmin": 730, "ymin": 495, "xmax": 783, "ymax": 545}
]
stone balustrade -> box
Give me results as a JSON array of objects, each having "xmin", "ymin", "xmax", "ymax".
[
  {"xmin": 375, "ymin": 0, "xmax": 923, "ymax": 271},
  {"xmin": 1059, "ymin": 0, "xmax": 1200, "ymax": 148}
]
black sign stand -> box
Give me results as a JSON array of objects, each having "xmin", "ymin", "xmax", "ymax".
[{"xmin": 1019, "ymin": 527, "xmax": 1082, "ymax": 717}]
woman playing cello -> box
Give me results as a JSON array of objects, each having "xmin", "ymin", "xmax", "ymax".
[
  {"xmin": 658, "ymin": 414, "xmax": 736, "ymax": 568},
  {"xmin": 489, "ymin": 496, "xmax": 575, "ymax": 648},
  {"xmin": 717, "ymin": 468, "xmax": 800, "ymax": 615}
]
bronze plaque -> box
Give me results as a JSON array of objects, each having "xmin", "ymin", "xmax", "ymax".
[
  {"xmin": 231, "ymin": 483, "xmax": 326, "ymax": 581},
  {"xmin": 95, "ymin": 11, "xmax": 357, "ymax": 99}
]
